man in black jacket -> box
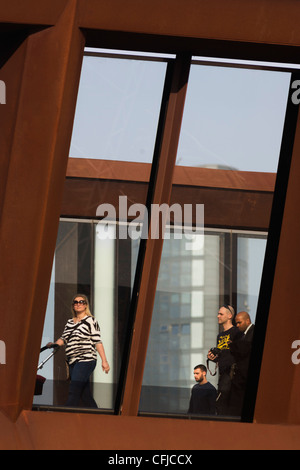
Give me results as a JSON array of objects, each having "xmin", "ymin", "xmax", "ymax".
[
  {"xmin": 207, "ymin": 305, "xmax": 242, "ymax": 416},
  {"xmin": 229, "ymin": 311, "xmax": 254, "ymax": 416},
  {"xmin": 188, "ymin": 364, "xmax": 217, "ymax": 415}
]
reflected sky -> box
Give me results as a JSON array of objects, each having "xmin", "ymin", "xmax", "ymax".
[
  {"xmin": 69, "ymin": 50, "xmax": 291, "ymax": 173},
  {"xmin": 177, "ymin": 64, "xmax": 290, "ymax": 172}
]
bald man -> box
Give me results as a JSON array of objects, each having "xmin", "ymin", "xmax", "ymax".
[
  {"xmin": 235, "ymin": 311, "xmax": 254, "ymax": 338},
  {"xmin": 229, "ymin": 311, "xmax": 254, "ymax": 416}
]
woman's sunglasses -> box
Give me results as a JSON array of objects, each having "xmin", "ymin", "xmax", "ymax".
[{"xmin": 72, "ymin": 300, "xmax": 86, "ymax": 305}]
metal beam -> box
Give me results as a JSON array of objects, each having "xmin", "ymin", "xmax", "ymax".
[
  {"xmin": 0, "ymin": 0, "xmax": 85, "ymax": 421},
  {"xmin": 119, "ymin": 54, "xmax": 191, "ymax": 416}
]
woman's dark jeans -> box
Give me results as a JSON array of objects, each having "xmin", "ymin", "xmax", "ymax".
[{"xmin": 66, "ymin": 360, "xmax": 98, "ymax": 408}]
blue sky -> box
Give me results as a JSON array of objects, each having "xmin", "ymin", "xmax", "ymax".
[{"xmin": 70, "ymin": 51, "xmax": 292, "ymax": 174}]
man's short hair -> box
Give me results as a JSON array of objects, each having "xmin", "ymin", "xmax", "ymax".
[
  {"xmin": 194, "ymin": 364, "xmax": 207, "ymax": 373},
  {"xmin": 223, "ymin": 304, "xmax": 235, "ymax": 320}
]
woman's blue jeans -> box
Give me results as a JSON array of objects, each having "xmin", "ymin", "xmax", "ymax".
[{"xmin": 66, "ymin": 360, "xmax": 98, "ymax": 408}]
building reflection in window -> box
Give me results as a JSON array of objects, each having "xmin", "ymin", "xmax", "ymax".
[
  {"xmin": 35, "ymin": 221, "xmax": 267, "ymax": 418},
  {"xmin": 139, "ymin": 229, "xmax": 267, "ymax": 417}
]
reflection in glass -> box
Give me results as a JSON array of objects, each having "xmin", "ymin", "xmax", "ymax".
[
  {"xmin": 69, "ymin": 53, "xmax": 167, "ymax": 162},
  {"xmin": 177, "ymin": 63, "xmax": 290, "ymax": 172},
  {"xmin": 93, "ymin": 223, "xmax": 116, "ymax": 409},
  {"xmin": 35, "ymin": 218, "xmax": 268, "ymax": 418},
  {"xmin": 34, "ymin": 220, "xmax": 136, "ymax": 411},
  {"xmin": 237, "ymin": 234, "xmax": 267, "ymax": 322},
  {"xmin": 140, "ymin": 231, "xmax": 222, "ymax": 415},
  {"xmin": 139, "ymin": 229, "xmax": 268, "ymax": 418}
]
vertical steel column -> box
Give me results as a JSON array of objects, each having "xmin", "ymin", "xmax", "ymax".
[
  {"xmin": 244, "ymin": 74, "xmax": 300, "ymax": 424},
  {"xmin": 0, "ymin": 1, "xmax": 85, "ymax": 421},
  {"xmin": 120, "ymin": 54, "xmax": 191, "ymax": 416}
]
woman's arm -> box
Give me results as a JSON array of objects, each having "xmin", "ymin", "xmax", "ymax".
[
  {"xmin": 46, "ymin": 338, "xmax": 64, "ymax": 347},
  {"xmin": 96, "ymin": 342, "xmax": 110, "ymax": 373}
]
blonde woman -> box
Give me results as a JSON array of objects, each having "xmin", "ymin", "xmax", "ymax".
[{"xmin": 51, "ymin": 294, "xmax": 110, "ymax": 408}]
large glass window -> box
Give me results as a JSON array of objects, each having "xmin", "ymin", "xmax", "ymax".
[
  {"xmin": 177, "ymin": 60, "xmax": 290, "ymax": 171},
  {"xmin": 237, "ymin": 234, "xmax": 267, "ymax": 317},
  {"xmin": 35, "ymin": 49, "xmax": 171, "ymax": 411},
  {"xmin": 69, "ymin": 50, "xmax": 169, "ymax": 163},
  {"xmin": 35, "ymin": 50, "xmax": 292, "ymax": 420},
  {"xmin": 139, "ymin": 60, "xmax": 290, "ymax": 419},
  {"xmin": 34, "ymin": 219, "xmax": 266, "ymax": 415},
  {"xmin": 34, "ymin": 221, "xmax": 267, "ymax": 416},
  {"xmin": 139, "ymin": 229, "xmax": 267, "ymax": 416},
  {"xmin": 34, "ymin": 219, "xmax": 141, "ymax": 411},
  {"xmin": 139, "ymin": 230, "xmax": 221, "ymax": 415}
]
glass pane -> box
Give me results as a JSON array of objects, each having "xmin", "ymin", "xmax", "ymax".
[
  {"xmin": 147, "ymin": 61, "xmax": 291, "ymax": 421},
  {"xmin": 139, "ymin": 230, "xmax": 222, "ymax": 415},
  {"xmin": 93, "ymin": 223, "xmax": 116, "ymax": 409},
  {"xmin": 35, "ymin": 221, "xmax": 95, "ymax": 408},
  {"xmin": 139, "ymin": 229, "xmax": 269, "ymax": 419},
  {"xmin": 34, "ymin": 220, "xmax": 139, "ymax": 411},
  {"xmin": 140, "ymin": 57, "xmax": 290, "ymax": 416},
  {"xmin": 69, "ymin": 53, "xmax": 167, "ymax": 162},
  {"xmin": 237, "ymin": 234, "xmax": 267, "ymax": 321},
  {"xmin": 177, "ymin": 63, "xmax": 290, "ymax": 172}
]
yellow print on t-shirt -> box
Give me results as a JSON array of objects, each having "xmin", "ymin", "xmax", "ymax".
[{"xmin": 217, "ymin": 334, "xmax": 231, "ymax": 350}]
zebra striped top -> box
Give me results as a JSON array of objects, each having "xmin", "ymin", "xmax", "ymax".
[{"xmin": 60, "ymin": 315, "xmax": 102, "ymax": 365}]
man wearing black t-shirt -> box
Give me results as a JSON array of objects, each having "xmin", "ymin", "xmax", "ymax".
[
  {"xmin": 188, "ymin": 364, "xmax": 217, "ymax": 415},
  {"xmin": 207, "ymin": 305, "xmax": 242, "ymax": 416}
]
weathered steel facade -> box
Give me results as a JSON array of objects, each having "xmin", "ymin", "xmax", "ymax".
[{"xmin": 1, "ymin": 0, "xmax": 300, "ymax": 449}]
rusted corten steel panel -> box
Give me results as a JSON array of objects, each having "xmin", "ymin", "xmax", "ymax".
[
  {"xmin": 61, "ymin": 178, "xmax": 273, "ymax": 231},
  {"xmin": 0, "ymin": 2, "xmax": 85, "ymax": 421},
  {"xmin": 2, "ymin": 0, "xmax": 295, "ymax": 48},
  {"xmin": 1, "ymin": 0, "xmax": 300, "ymax": 62},
  {"xmin": 0, "ymin": 0, "xmax": 300, "ymax": 442},
  {"xmin": 61, "ymin": 179, "xmax": 149, "ymax": 219},
  {"xmin": 62, "ymin": 161, "xmax": 274, "ymax": 230},
  {"xmin": 77, "ymin": 0, "xmax": 300, "ymax": 47},
  {"xmin": 0, "ymin": 0, "xmax": 69, "ymax": 26},
  {"xmin": 0, "ymin": 39, "xmax": 28, "ymax": 216},
  {"xmin": 1, "ymin": 409, "xmax": 300, "ymax": 450},
  {"xmin": 66, "ymin": 158, "xmax": 276, "ymax": 192}
]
